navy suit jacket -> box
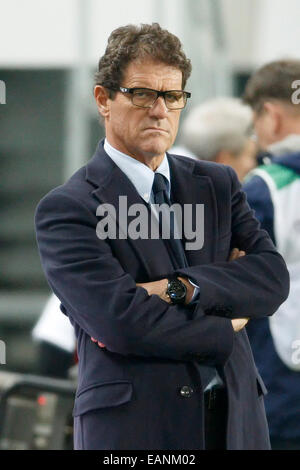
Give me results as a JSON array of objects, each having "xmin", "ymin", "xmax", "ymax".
[{"xmin": 35, "ymin": 140, "xmax": 289, "ymax": 449}]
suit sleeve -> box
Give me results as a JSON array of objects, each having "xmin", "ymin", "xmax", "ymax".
[
  {"xmin": 175, "ymin": 166, "xmax": 289, "ymax": 320},
  {"xmin": 35, "ymin": 190, "xmax": 234, "ymax": 365}
]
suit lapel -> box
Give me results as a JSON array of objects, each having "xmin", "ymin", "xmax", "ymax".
[
  {"xmin": 85, "ymin": 141, "xmax": 174, "ymax": 279},
  {"xmin": 167, "ymin": 154, "xmax": 218, "ymax": 265},
  {"xmin": 85, "ymin": 142, "xmax": 218, "ymax": 276}
]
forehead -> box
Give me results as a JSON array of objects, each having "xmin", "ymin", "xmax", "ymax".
[{"xmin": 122, "ymin": 60, "xmax": 183, "ymax": 90}]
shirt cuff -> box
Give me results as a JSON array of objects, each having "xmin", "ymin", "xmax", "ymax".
[{"xmin": 188, "ymin": 278, "xmax": 200, "ymax": 304}]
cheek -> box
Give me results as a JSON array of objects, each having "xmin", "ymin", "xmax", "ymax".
[
  {"xmin": 249, "ymin": 154, "xmax": 257, "ymax": 169},
  {"xmin": 109, "ymin": 99, "xmax": 137, "ymax": 132},
  {"xmin": 243, "ymin": 148, "xmax": 257, "ymax": 170},
  {"xmin": 255, "ymin": 117, "xmax": 273, "ymax": 147},
  {"xmin": 169, "ymin": 113, "xmax": 181, "ymax": 135},
  {"xmin": 244, "ymin": 158, "xmax": 254, "ymax": 174},
  {"xmin": 257, "ymin": 124, "xmax": 268, "ymax": 139},
  {"xmin": 239, "ymin": 151, "xmax": 256, "ymax": 171},
  {"xmin": 110, "ymin": 109, "xmax": 133, "ymax": 136},
  {"xmin": 122, "ymin": 111, "xmax": 145, "ymax": 137}
]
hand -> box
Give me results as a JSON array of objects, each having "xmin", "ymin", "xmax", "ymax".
[
  {"xmin": 228, "ymin": 248, "xmax": 249, "ymax": 331},
  {"xmin": 137, "ymin": 279, "xmax": 171, "ymax": 303},
  {"xmin": 228, "ymin": 247, "xmax": 246, "ymax": 261},
  {"xmin": 91, "ymin": 337, "xmax": 106, "ymax": 349},
  {"xmin": 231, "ymin": 318, "xmax": 249, "ymax": 332}
]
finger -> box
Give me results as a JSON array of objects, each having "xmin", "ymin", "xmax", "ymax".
[
  {"xmin": 228, "ymin": 248, "xmax": 239, "ymax": 261},
  {"xmin": 98, "ymin": 342, "xmax": 106, "ymax": 348},
  {"xmin": 137, "ymin": 283, "xmax": 147, "ymax": 289},
  {"xmin": 238, "ymin": 251, "xmax": 246, "ymax": 258},
  {"xmin": 91, "ymin": 337, "xmax": 97, "ymax": 342}
]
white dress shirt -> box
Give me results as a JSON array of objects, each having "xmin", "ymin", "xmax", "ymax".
[{"xmin": 104, "ymin": 139, "xmax": 199, "ymax": 301}]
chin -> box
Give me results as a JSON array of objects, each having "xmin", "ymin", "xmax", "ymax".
[
  {"xmin": 144, "ymin": 146, "xmax": 168, "ymax": 158},
  {"xmin": 142, "ymin": 139, "xmax": 171, "ymax": 157}
]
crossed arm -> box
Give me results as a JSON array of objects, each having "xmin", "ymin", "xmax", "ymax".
[
  {"xmin": 92, "ymin": 248, "xmax": 248, "ymax": 349},
  {"xmin": 35, "ymin": 166, "xmax": 289, "ymax": 363}
]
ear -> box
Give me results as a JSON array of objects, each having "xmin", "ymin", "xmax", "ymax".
[
  {"xmin": 94, "ymin": 85, "xmax": 111, "ymax": 118},
  {"xmin": 263, "ymin": 101, "xmax": 282, "ymax": 137}
]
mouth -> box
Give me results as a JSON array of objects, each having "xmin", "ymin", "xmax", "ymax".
[{"xmin": 144, "ymin": 127, "xmax": 169, "ymax": 134}]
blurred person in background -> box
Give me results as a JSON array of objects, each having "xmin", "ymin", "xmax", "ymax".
[
  {"xmin": 243, "ymin": 59, "xmax": 300, "ymax": 450},
  {"xmin": 32, "ymin": 294, "xmax": 76, "ymax": 379},
  {"xmin": 179, "ymin": 97, "xmax": 257, "ymax": 182}
]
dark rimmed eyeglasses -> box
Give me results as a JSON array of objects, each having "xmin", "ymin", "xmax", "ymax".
[{"xmin": 111, "ymin": 87, "xmax": 191, "ymax": 110}]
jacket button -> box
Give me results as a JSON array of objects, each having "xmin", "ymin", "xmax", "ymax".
[{"xmin": 180, "ymin": 386, "xmax": 194, "ymax": 398}]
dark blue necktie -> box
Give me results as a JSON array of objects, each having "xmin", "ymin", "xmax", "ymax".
[
  {"xmin": 152, "ymin": 173, "xmax": 187, "ymax": 269},
  {"xmin": 152, "ymin": 172, "xmax": 216, "ymax": 390}
]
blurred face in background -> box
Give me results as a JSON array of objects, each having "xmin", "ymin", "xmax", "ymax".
[
  {"xmin": 232, "ymin": 138, "xmax": 257, "ymax": 181},
  {"xmin": 253, "ymin": 107, "xmax": 276, "ymax": 150},
  {"xmin": 216, "ymin": 137, "xmax": 257, "ymax": 182},
  {"xmin": 252, "ymin": 101, "xmax": 300, "ymax": 150}
]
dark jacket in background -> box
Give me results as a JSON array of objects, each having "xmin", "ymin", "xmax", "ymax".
[{"xmin": 244, "ymin": 151, "xmax": 300, "ymax": 442}]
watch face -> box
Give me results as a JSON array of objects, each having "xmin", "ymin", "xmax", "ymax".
[{"xmin": 167, "ymin": 279, "xmax": 187, "ymax": 304}]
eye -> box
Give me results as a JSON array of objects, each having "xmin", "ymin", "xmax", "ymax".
[
  {"xmin": 133, "ymin": 89, "xmax": 153, "ymax": 98},
  {"xmin": 165, "ymin": 92, "xmax": 182, "ymax": 103}
]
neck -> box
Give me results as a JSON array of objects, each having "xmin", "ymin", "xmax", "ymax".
[
  {"xmin": 133, "ymin": 154, "xmax": 165, "ymax": 171},
  {"xmin": 105, "ymin": 138, "xmax": 165, "ymax": 171},
  {"xmin": 277, "ymin": 112, "xmax": 300, "ymax": 141}
]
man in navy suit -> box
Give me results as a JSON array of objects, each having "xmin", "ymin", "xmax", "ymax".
[{"xmin": 35, "ymin": 24, "xmax": 289, "ymax": 450}]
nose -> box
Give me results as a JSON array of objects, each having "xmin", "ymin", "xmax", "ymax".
[{"xmin": 148, "ymin": 96, "xmax": 169, "ymax": 119}]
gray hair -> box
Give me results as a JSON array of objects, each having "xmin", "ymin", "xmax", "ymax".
[{"xmin": 180, "ymin": 97, "xmax": 254, "ymax": 161}]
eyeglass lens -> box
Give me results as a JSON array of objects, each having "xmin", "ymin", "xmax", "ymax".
[{"xmin": 132, "ymin": 89, "xmax": 186, "ymax": 109}]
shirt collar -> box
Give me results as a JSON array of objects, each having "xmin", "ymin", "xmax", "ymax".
[{"xmin": 104, "ymin": 138, "xmax": 170, "ymax": 203}]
